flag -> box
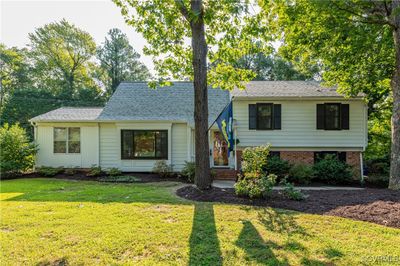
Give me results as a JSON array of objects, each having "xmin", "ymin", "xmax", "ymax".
[{"xmin": 216, "ymin": 101, "xmax": 234, "ymax": 157}]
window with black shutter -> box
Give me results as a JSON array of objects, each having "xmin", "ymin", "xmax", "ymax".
[
  {"xmin": 316, "ymin": 103, "xmax": 350, "ymax": 130},
  {"xmin": 249, "ymin": 103, "xmax": 282, "ymax": 130},
  {"xmin": 314, "ymin": 151, "xmax": 347, "ymax": 163},
  {"xmin": 121, "ymin": 130, "xmax": 168, "ymax": 159}
]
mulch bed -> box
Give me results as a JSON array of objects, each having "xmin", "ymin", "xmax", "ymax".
[
  {"xmin": 7, "ymin": 172, "xmax": 186, "ymax": 183},
  {"xmin": 176, "ymin": 186, "xmax": 400, "ymax": 228}
]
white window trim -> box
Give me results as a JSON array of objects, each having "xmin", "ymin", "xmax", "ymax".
[{"xmin": 53, "ymin": 127, "xmax": 81, "ymax": 154}]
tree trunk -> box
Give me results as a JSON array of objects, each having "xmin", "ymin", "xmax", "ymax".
[
  {"xmin": 190, "ymin": 0, "xmax": 211, "ymax": 189},
  {"xmin": 390, "ymin": 2, "xmax": 400, "ymax": 190}
]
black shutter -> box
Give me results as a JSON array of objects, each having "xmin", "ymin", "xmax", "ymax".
[
  {"xmin": 317, "ymin": 104, "xmax": 325, "ymax": 129},
  {"xmin": 341, "ymin": 104, "xmax": 350, "ymax": 130},
  {"xmin": 273, "ymin": 104, "xmax": 282, "ymax": 129},
  {"xmin": 249, "ymin": 104, "xmax": 257, "ymax": 130}
]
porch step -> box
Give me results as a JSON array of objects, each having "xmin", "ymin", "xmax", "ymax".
[{"xmin": 212, "ymin": 168, "xmax": 238, "ymax": 180}]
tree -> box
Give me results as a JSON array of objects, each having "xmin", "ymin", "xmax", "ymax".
[
  {"xmin": 236, "ymin": 52, "xmax": 317, "ymax": 81},
  {"xmin": 114, "ymin": 0, "xmax": 268, "ymax": 189},
  {"xmin": 97, "ymin": 28, "xmax": 151, "ymax": 95},
  {"xmin": 28, "ymin": 19, "xmax": 100, "ymax": 99},
  {"xmin": 0, "ymin": 123, "xmax": 37, "ymax": 177},
  {"xmin": 262, "ymin": 0, "xmax": 400, "ymax": 189},
  {"xmin": 0, "ymin": 44, "xmax": 30, "ymax": 114}
]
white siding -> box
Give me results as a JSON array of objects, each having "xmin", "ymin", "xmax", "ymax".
[
  {"xmin": 99, "ymin": 122, "xmax": 188, "ymax": 172},
  {"xmin": 35, "ymin": 123, "xmax": 99, "ymax": 168},
  {"xmin": 234, "ymin": 99, "xmax": 367, "ymax": 149},
  {"xmin": 171, "ymin": 123, "xmax": 188, "ymax": 171}
]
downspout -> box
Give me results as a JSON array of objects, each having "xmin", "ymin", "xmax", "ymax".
[
  {"xmin": 30, "ymin": 121, "xmax": 38, "ymax": 170},
  {"xmin": 360, "ymin": 152, "xmax": 364, "ymax": 185},
  {"xmin": 97, "ymin": 122, "xmax": 100, "ymax": 167}
]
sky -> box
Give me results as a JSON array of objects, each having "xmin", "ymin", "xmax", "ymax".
[{"xmin": 0, "ymin": 0, "xmax": 155, "ymax": 73}]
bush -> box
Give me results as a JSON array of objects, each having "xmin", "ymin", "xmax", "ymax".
[
  {"xmin": 265, "ymin": 156, "xmax": 291, "ymax": 178},
  {"xmin": 313, "ymin": 156, "xmax": 353, "ymax": 184},
  {"xmin": 107, "ymin": 167, "xmax": 122, "ymax": 176},
  {"xmin": 288, "ymin": 164, "xmax": 314, "ymax": 184},
  {"xmin": 38, "ymin": 166, "xmax": 63, "ymax": 177},
  {"xmin": 64, "ymin": 167, "xmax": 78, "ymax": 176},
  {"xmin": 152, "ymin": 160, "xmax": 173, "ymax": 178},
  {"xmin": 86, "ymin": 165, "xmax": 102, "ymax": 177},
  {"xmin": 241, "ymin": 145, "xmax": 270, "ymax": 175},
  {"xmin": 280, "ymin": 179, "xmax": 306, "ymax": 201},
  {"xmin": 181, "ymin": 161, "xmax": 196, "ymax": 182},
  {"xmin": 364, "ymin": 174, "xmax": 389, "ymax": 188},
  {"xmin": 234, "ymin": 174, "xmax": 277, "ymax": 199},
  {"xmin": 0, "ymin": 123, "xmax": 37, "ymax": 177}
]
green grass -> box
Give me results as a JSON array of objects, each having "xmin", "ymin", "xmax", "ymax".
[{"xmin": 1, "ymin": 178, "xmax": 399, "ymax": 265}]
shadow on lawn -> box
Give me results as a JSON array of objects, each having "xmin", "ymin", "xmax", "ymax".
[{"xmin": 189, "ymin": 203, "xmax": 222, "ymax": 266}]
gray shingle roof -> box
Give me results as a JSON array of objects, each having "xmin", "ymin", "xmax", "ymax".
[
  {"xmin": 30, "ymin": 107, "xmax": 103, "ymax": 122},
  {"xmin": 231, "ymin": 81, "xmax": 354, "ymax": 98},
  {"xmin": 97, "ymin": 82, "xmax": 230, "ymax": 126}
]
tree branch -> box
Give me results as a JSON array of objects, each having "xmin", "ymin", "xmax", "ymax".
[{"xmin": 175, "ymin": 0, "xmax": 190, "ymax": 22}]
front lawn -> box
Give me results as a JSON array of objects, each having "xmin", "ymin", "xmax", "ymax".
[{"xmin": 1, "ymin": 179, "xmax": 399, "ymax": 265}]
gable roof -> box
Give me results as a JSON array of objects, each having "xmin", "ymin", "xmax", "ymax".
[
  {"xmin": 231, "ymin": 81, "xmax": 357, "ymax": 98},
  {"xmin": 97, "ymin": 82, "xmax": 230, "ymax": 126},
  {"xmin": 30, "ymin": 107, "xmax": 103, "ymax": 122}
]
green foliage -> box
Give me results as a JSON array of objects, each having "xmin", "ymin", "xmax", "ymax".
[
  {"xmin": 181, "ymin": 161, "xmax": 195, "ymax": 183},
  {"xmin": 86, "ymin": 165, "xmax": 102, "ymax": 177},
  {"xmin": 98, "ymin": 175, "xmax": 140, "ymax": 183},
  {"xmin": 280, "ymin": 179, "xmax": 306, "ymax": 201},
  {"xmin": 113, "ymin": 0, "xmax": 269, "ymax": 89},
  {"xmin": 234, "ymin": 174, "xmax": 277, "ymax": 199},
  {"xmin": 235, "ymin": 52, "xmax": 317, "ymax": 81},
  {"xmin": 37, "ymin": 166, "xmax": 63, "ymax": 177},
  {"xmin": 106, "ymin": 167, "xmax": 122, "ymax": 177},
  {"xmin": 288, "ymin": 164, "xmax": 314, "ymax": 185},
  {"xmin": 364, "ymin": 174, "xmax": 389, "ymax": 188},
  {"xmin": 28, "ymin": 19, "xmax": 101, "ymax": 99},
  {"xmin": 0, "ymin": 44, "xmax": 30, "ymax": 114},
  {"xmin": 97, "ymin": 28, "xmax": 151, "ymax": 95},
  {"xmin": 365, "ymin": 107, "xmax": 392, "ymax": 161},
  {"xmin": 265, "ymin": 156, "xmax": 291, "ymax": 179},
  {"xmin": 313, "ymin": 156, "xmax": 353, "ymax": 185},
  {"xmin": 241, "ymin": 145, "xmax": 270, "ymax": 175},
  {"xmin": 0, "ymin": 123, "xmax": 37, "ymax": 176},
  {"xmin": 64, "ymin": 167, "xmax": 78, "ymax": 176},
  {"xmin": 152, "ymin": 160, "xmax": 174, "ymax": 178}
]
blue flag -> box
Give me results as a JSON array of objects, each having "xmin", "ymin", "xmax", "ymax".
[{"xmin": 216, "ymin": 102, "xmax": 234, "ymax": 157}]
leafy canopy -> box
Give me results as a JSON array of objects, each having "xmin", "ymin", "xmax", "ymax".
[
  {"xmin": 113, "ymin": 0, "xmax": 271, "ymax": 89},
  {"xmin": 97, "ymin": 28, "xmax": 151, "ymax": 95},
  {"xmin": 261, "ymin": 0, "xmax": 394, "ymax": 110}
]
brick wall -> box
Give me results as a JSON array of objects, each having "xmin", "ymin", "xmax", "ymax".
[
  {"xmin": 280, "ymin": 151, "xmax": 314, "ymax": 165},
  {"xmin": 235, "ymin": 149, "xmax": 361, "ymax": 178}
]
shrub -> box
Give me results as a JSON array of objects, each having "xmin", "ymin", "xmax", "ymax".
[
  {"xmin": 265, "ymin": 156, "xmax": 291, "ymax": 178},
  {"xmin": 181, "ymin": 161, "xmax": 196, "ymax": 182},
  {"xmin": 38, "ymin": 166, "xmax": 63, "ymax": 177},
  {"xmin": 288, "ymin": 164, "xmax": 314, "ymax": 184},
  {"xmin": 107, "ymin": 167, "xmax": 122, "ymax": 176},
  {"xmin": 0, "ymin": 123, "xmax": 37, "ymax": 177},
  {"xmin": 280, "ymin": 179, "xmax": 305, "ymax": 201},
  {"xmin": 64, "ymin": 167, "xmax": 78, "ymax": 176},
  {"xmin": 86, "ymin": 165, "xmax": 102, "ymax": 177},
  {"xmin": 313, "ymin": 156, "xmax": 353, "ymax": 184},
  {"xmin": 364, "ymin": 174, "xmax": 389, "ymax": 188},
  {"xmin": 234, "ymin": 174, "xmax": 277, "ymax": 199},
  {"xmin": 152, "ymin": 160, "xmax": 174, "ymax": 178},
  {"xmin": 241, "ymin": 145, "xmax": 270, "ymax": 175}
]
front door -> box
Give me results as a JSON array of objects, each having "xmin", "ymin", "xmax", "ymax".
[{"xmin": 212, "ymin": 131, "xmax": 229, "ymax": 167}]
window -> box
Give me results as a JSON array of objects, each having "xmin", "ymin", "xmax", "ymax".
[
  {"xmin": 121, "ymin": 130, "xmax": 168, "ymax": 159},
  {"xmin": 249, "ymin": 103, "xmax": 281, "ymax": 130},
  {"xmin": 317, "ymin": 103, "xmax": 350, "ymax": 130},
  {"xmin": 54, "ymin": 127, "xmax": 80, "ymax": 153},
  {"xmin": 269, "ymin": 151, "xmax": 281, "ymax": 159},
  {"xmin": 314, "ymin": 151, "xmax": 346, "ymax": 163}
]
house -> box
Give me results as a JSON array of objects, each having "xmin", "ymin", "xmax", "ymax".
[{"xmin": 30, "ymin": 81, "xmax": 367, "ymax": 179}]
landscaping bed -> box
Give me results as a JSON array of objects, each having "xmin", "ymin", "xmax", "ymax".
[{"xmin": 177, "ymin": 186, "xmax": 400, "ymax": 228}]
